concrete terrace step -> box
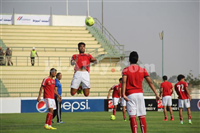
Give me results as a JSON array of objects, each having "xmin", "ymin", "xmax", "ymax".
[
  {"xmin": 0, "ymin": 36, "xmax": 96, "ymax": 41},
  {"xmin": 0, "ymin": 33, "xmax": 93, "ymax": 37},
  {"xmin": 5, "ymin": 44, "xmax": 101, "ymax": 48},
  {"xmin": 0, "ymin": 25, "xmax": 87, "ymax": 30},
  {"xmin": 0, "ymin": 29, "xmax": 89, "ymax": 34},
  {"xmin": 3, "ymin": 40, "xmax": 98, "ymax": 44}
]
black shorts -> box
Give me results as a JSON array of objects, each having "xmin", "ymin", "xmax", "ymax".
[{"xmin": 31, "ymin": 57, "xmax": 35, "ymax": 60}]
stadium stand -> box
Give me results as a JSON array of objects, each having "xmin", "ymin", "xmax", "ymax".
[{"xmin": 0, "ymin": 21, "xmax": 157, "ymax": 97}]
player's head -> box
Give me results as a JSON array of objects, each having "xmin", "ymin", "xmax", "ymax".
[
  {"xmin": 129, "ymin": 51, "xmax": 139, "ymax": 64},
  {"xmin": 177, "ymin": 74, "xmax": 185, "ymax": 81},
  {"xmin": 56, "ymin": 72, "xmax": 62, "ymax": 80},
  {"xmin": 119, "ymin": 78, "xmax": 122, "ymax": 83},
  {"xmin": 78, "ymin": 42, "xmax": 86, "ymax": 53},
  {"xmin": 163, "ymin": 75, "xmax": 168, "ymax": 81},
  {"xmin": 50, "ymin": 68, "xmax": 57, "ymax": 77}
]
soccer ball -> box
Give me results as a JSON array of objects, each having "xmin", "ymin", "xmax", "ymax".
[
  {"xmin": 85, "ymin": 17, "xmax": 95, "ymax": 26},
  {"xmin": 110, "ymin": 115, "xmax": 116, "ymax": 120}
]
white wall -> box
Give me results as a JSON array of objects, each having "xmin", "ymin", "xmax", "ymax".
[
  {"xmin": 0, "ymin": 98, "xmax": 21, "ymax": 113},
  {"xmin": 52, "ymin": 15, "xmax": 86, "ymax": 26}
]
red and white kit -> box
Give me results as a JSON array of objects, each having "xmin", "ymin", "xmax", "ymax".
[
  {"xmin": 112, "ymin": 84, "xmax": 120, "ymax": 105},
  {"xmin": 160, "ymin": 81, "xmax": 173, "ymax": 106},
  {"xmin": 42, "ymin": 77, "xmax": 56, "ymax": 110},
  {"xmin": 175, "ymin": 81, "xmax": 190, "ymax": 108},
  {"xmin": 71, "ymin": 53, "xmax": 93, "ymax": 89},
  {"xmin": 122, "ymin": 65, "xmax": 149, "ymax": 116}
]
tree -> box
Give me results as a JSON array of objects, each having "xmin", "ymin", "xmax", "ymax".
[
  {"xmin": 185, "ymin": 71, "xmax": 200, "ymax": 86},
  {"xmin": 168, "ymin": 75, "xmax": 177, "ymax": 83}
]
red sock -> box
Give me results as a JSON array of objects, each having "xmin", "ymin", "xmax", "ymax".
[
  {"xmin": 164, "ymin": 116, "xmax": 167, "ymax": 119},
  {"xmin": 188, "ymin": 115, "xmax": 191, "ymax": 120},
  {"xmin": 124, "ymin": 114, "xmax": 126, "ymax": 120},
  {"xmin": 130, "ymin": 115, "xmax": 137, "ymax": 133},
  {"xmin": 46, "ymin": 112, "xmax": 53, "ymax": 126},
  {"xmin": 180, "ymin": 117, "xmax": 183, "ymax": 121},
  {"xmin": 113, "ymin": 109, "xmax": 116, "ymax": 115},
  {"xmin": 171, "ymin": 115, "xmax": 173, "ymax": 119},
  {"xmin": 139, "ymin": 116, "xmax": 147, "ymax": 133}
]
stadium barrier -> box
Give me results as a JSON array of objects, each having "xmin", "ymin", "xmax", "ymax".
[{"xmin": 1, "ymin": 98, "xmax": 199, "ymax": 113}]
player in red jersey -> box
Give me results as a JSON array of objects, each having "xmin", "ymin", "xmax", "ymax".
[
  {"xmin": 37, "ymin": 68, "xmax": 61, "ymax": 130},
  {"xmin": 122, "ymin": 51, "xmax": 160, "ymax": 133},
  {"xmin": 71, "ymin": 42, "xmax": 97, "ymax": 97},
  {"xmin": 107, "ymin": 78, "xmax": 122, "ymax": 119},
  {"xmin": 119, "ymin": 78, "xmax": 127, "ymax": 121},
  {"xmin": 160, "ymin": 75, "xmax": 174, "ymax": 121},
  {"xmin": 175, "ymin": 74, "xmax": 192, "ymax": 124}
]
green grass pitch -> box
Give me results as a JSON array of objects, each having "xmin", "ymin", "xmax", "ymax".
[{"xmin": 0, "ymin": 111, "xmax": 199, "ymax": 133}]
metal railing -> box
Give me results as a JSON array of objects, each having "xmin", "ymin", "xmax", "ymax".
[
  {"xmin": 1, "ymin": 47, "xmax": 103, "ymax": 52},
  {"xmin": 87, "ymin": 18, "xmax": 125, "ymax": 56}
]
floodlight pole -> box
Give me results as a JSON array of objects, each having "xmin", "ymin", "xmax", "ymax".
[
  {"xmin": 102, "ymin": 0, "xmax": 104, "ymax": 34},
  {"xmin": 66, "ymin": 0, "xmax": 68, "ymax": 15},
  {"xmin": 160, "ymin": 31, "xmax": 164, "ymax": 78},
  {"xmin": 87, "ymin": 0, "xmax": 89, "ymax": 17}
]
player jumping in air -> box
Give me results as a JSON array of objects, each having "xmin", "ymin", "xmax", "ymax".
[
  {"xmin": 160, "ymin": 75, "xmax": 174, "ymax": 121},
  {"xmin": 175, "ymin": 74, "xmax": 192, "ymax": 124},
  {"xmin": 122, "ymin": 51, "xmax": 160, "ymax": 133},
  {"xmin": 70, "ymin": 42, "xmax": 97, "ymax": 97},
  {"xmin": 37, "ymin": 68, "xmax": 61, "ymax": 130},
  {"xmin": 107, "ymin": 78, "xmax": 122, "ymax": 120}
]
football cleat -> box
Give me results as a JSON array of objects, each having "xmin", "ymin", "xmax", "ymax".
[
  {"xmin": 48, "ymin": 126, "xmax": 57, "ymax": 130},
  {"xmin": 44, "ymin": 124, "xmax": 49, "ymax": 129}
]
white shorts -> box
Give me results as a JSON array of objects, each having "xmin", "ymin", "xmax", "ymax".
[
  {"xmin": 178, "ymin": 99, "xmax": 190, "ymax": 108},
  {"xmin": 71, "ymin": 71, "xmax": 90, "ymax": 89},
  {"xmin": 120, "ymin": 97, "xmax": 126, "ymax": 107},
  {"xmin": 112, "ymin": 98, "xmax": 119, "ymax": 106},
  {"xmin": 44, "ymin": 98, "xmax": 56, "ymax": 110},
  {"xmin": 127, "ymin": 93, "xmax": 146, "ymax": 116},
  {"xmin": 162, "ymin": 96, "xmax": 172, "ymax": 106}
]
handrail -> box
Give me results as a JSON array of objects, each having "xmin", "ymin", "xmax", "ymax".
[
  {"xmin": 1, "ymin": 47, "xmax": 102, "ymax": 52},
  {"xmin": 88, "ymin": 18, "xmax": 125, "ymax": 55}
]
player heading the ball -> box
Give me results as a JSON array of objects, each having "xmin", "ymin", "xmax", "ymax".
[
  {"xmin": 122, "ymin": 51, "xmax": 160, "ymax": 133},
  {"xmin": 70, "ymin": 42, "xmax": 97, "ymax": 97}
]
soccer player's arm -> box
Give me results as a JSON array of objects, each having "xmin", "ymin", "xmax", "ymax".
[
  {"xmin": 89, "ymin": 54, "xmax": 97, "ymax": 64},
  {"xmin": 185, "ymin": 83, "xmax": 191, "ymax": 101},
  {"xmin": 171, "ymin": 84, "xmax": 174, "ymax": 95},
  {"xmin": 122, "ymin": 75, "xmax": 129, "ymax": 101},
  {"xmin": 160, "ymin": 83, "xmax": 163, "ymax": 97},
  {"xmin": 71, "ymin": 55, "xmax": 77, "ymax": 66},
  {"xmin": 107, "ymin": 86, "xmax": 113, "ymax": 99},
  {"xmin": 54, "ymin": 87, "xmax": 61, "ymax": 102},
  {"xmin": 36, "ymin": 52, "xmax": 39, "ymax": 57},
  {"xmin": 37, "ymin": 79, "xmax": 45, "ymax": 102},
  {"xmin": 145, "ymin": 76, "xmax": 160, "ymax": 101}
]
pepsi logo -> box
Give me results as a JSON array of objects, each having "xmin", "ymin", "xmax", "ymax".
[
  {"xmin": 197, "ymin": 100, "xmax": 200, "ymax": 110},
  {"xmin": 36, "ymin": 100, "xmax": 47, "ymax": 113}
]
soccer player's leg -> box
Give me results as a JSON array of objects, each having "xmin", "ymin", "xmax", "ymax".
[
  {"xmin": 70, "ymin": 72, "xmax": 81, "ymax": 96},
  {"xmin": 82, "ymin": 71, "xmax": 90, "ymax": 97},
  {"xmin": 162, "ymin": 96, "xmax": 168, "ymax": 121},
  {"xmin": 136, "ymin": 94, "xmax": 147, "ymax": 133},
  {"xmin": 121, "ymin": 98, "xmax": 127, "ymax": 121},
  {"xmin": 185, "ymin": 99, "xmax": 192, "ymax": 124},
  {"xmin": 168, "ymin": 96, "xmax": 174, "ymax": 120},
  {"xmin": 112, "ymin": 98, "xmax": 119, "ymax": 116},
  {"xmin": 178, "ymin": 99, "xmax": 184, "ymax": 124},
  {"xmin": 44, "ymin": 98, "xmax": 57, "ymax": 130},
  {"xmin": 127, "ymin": 94, "xmax": 138, "ymax": 133}
]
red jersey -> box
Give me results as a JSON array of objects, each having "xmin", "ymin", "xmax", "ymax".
[
  {"xmin": 112, "ymin": 84, "xmax": 120, "ymax": 98},
  {"xmin": 71, "ymin": 53, "xmax": 93, "ymax": 72},
  {"xmin": 160, "ymin": 81, "xmax": 173, "ymax": 97},
  {"xmin": 175, "ymin": 81, "xmax": 189, "ymax": 99},
  {"xmin": 122, "ymin": 65, "xmax": 149, "ymax": 96},
  {"xmin": 42, "ymin": 77, "xmax": 55, "ymax": 99}
]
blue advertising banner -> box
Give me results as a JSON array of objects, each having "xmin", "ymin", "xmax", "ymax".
[{"xmin": 21, "ymin": 99, "xmax": 104, "ymax": 113}]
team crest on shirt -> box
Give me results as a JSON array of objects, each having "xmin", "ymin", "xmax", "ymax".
[{"xmin": 48, "ymin": 81, "xmax": 51, "ymax": 85}]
